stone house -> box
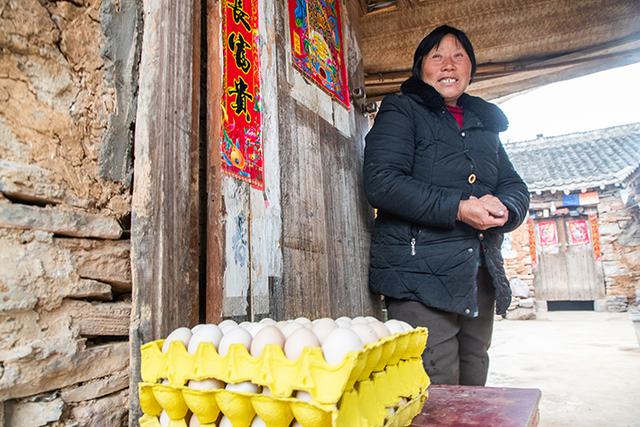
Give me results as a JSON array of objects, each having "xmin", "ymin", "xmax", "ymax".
[{"xmin": 503, "ymin": 123, "xmax": 640, "ymax": 318}]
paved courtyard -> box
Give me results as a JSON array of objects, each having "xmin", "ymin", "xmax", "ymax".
[{"xmin": 487, "ymin": 311, "xmax": 640, "ymax": 427}]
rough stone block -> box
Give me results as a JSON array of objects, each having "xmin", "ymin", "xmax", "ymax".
[
  {"xmin": 510, "ymin": 277, "xmax": 530, "ymax": 298},
  {"xmin": 505, "ymin": 307, "xmax": 536, "ymax": 320},
  {"xmin": 4, "ymin": 396, "xmax": 64, "ymax": 426},
  {"xmin": 0, "ymin": 202, "xmax": 122, "ymax": 239},
  {"xmin": 519, "ymin": 297, "xmax": 535, "ymax": 308},
  {"xmin": 593, "ymin": 298, "xmax": 608, "ymax": 312}
]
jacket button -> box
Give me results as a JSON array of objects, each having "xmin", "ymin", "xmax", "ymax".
[
  {"xmin": 464, "ymin": 308, "xmax": 471, "ymax": 314},
  {"xmin": 478, "ymin": 232, "xmax": 484, "ymax": 240},
  {"xmin": 468, "ymin": 174, "xmax": 476, "ymax": 184},
  {"xmin": 461, "ymin": 131, "xmax": 466, "ymax": 137},
  {"xmin": 467, "ymin": 248, "xmax": 473, "ymax": 253}
]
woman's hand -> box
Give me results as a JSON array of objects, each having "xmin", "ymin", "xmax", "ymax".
[{"xmin": 457, "ymin": 196, "xmax": 509, "ymax": 230}]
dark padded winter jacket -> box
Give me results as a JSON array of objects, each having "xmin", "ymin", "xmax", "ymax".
[{"xmin": 363, "ymin": 77, "xmax": 530, "ymax": 316}]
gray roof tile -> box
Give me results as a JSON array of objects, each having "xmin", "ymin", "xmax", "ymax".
[{"xmin": 504, "ymin": 123, "xmax": 640, "ymax": 192}]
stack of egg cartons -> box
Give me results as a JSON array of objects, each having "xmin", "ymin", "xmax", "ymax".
[{"xmin": 138, "ymin": 316, "xmax": 430, "ymax": 427}]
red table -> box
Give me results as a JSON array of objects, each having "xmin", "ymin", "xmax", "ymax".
[{"xmin": 411, "ymin": 385, "xmax": 541, "ymax": 427}]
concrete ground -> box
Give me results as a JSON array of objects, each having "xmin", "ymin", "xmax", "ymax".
[{"xmin": 487, "ymin": 311, "xmax": 640, "ymax": 427}]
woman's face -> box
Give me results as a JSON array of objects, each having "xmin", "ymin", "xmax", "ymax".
[{"xmin": 420, "ymin": 34, "xmax": 472, "ymax": 106}]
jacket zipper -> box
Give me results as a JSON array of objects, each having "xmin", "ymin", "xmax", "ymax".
[{"xmin": 410, "ymin": 224, "xmax": 419, "ymax": 256}]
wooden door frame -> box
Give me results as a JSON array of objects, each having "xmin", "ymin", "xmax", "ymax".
[{"xmin": 129, "ymin": 1, "xmax": 217, "ymax": 424}]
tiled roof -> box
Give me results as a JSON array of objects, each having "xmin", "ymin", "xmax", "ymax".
[{"xmin": 504, "ymin": 123, "xmax": 640, "ymax": 193}]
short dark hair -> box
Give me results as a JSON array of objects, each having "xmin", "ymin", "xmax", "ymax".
[{"xmin": 411, "ymin": 25, "xmax": 477, "ymax": 80}]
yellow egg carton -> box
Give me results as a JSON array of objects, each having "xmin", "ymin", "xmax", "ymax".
[
  {"xmin": 140, "ymin": 328, "xmax": 427, "ymax": 405},
  {"xmin": 138, "ymin": 357, "xmax": 430, "ymax": 427}
]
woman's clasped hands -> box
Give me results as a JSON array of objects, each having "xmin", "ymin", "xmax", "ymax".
[{"xmin": 457, "ymin": 195, "xmax": 509, "ymax": 230}]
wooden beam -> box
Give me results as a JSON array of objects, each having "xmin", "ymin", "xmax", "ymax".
[
  {"xmin": 129, "ymin": 0, "xmax": 201, "ymax": 424},
  {"xmin": 206, "ymin": 0, "xmax": 224, "ymax": 323}
]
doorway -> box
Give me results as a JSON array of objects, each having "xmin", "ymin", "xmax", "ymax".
[{"xmin": 533, "ymin": 215, "xmax": 605, "ymax": 302}]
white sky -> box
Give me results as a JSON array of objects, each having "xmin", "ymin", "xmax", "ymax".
[{"xmin": 497, "ymin": 62, "xmax": 640, "ymax": 143}]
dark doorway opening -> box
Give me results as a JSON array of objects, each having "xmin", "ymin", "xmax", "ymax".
[{"xmin": 547, "ymin": 300, "xmax": 594, "ymax": 311}]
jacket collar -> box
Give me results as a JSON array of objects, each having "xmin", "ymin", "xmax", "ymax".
[{"xmin": 400, "ymin": 76, "xmax": 509, "ymax": 132}]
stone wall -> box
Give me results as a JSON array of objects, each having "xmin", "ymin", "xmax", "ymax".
[
  {"xmin": 503, "ymin": 221, "xmax": 536, "ymax": 319},
  {"xmin": 597, "ymin": 185, "xmax": 640, "ymax": 306},
  {"xmin": 504, "ymin": 180, "xmax": 640, "ymax": 314},
  {"xmin": 0, "ymin": 1, "xmax": 139, "ymax": 425}
]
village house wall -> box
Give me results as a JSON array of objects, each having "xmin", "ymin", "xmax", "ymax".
[
  {"xmin": 0, "ymin": 1, "xmax": 139, "ymax": 425},
  {"xmin": 504, "ymin": 181, "xmax": 640, "ymax": 315}
]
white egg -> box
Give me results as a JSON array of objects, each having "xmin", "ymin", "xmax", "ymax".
[
  {"xmin": 251, "ymin": 416, "xmax": 267, "ymax": 427},
  {"xmin": 159, "ymin": 410, "xmax": 170, "ymax": 427},
  {"xmin": 291, "ymin": 422, "xmax": 303, "ymax": 427},
  {"xmin": 259, "ymin": 317, "xmax": 277, "ymax": 325},
  {"xmin": 395, "ymin": 397, "xmax": 409, "ymax": 408},
  {"xmin": 187, "ymin": 324, "xmax": 223, "ymax": 353},
  {"xmin": 218, "ymin": 327, "xmax": 252, "ymax": 356},
  {"xmin": 368, "ymin": 321, "xmax": 391, "ymax": 339},
  {"xmin": 294, "ymin": 316, "xmax": 312, "ymax": 326},
  {"xmin": 284, "ymin": 328, "xmax": 320, "ymax": 360},
  {"xmin": 280, "ymin": 321, "xmax": 304, "ymax": 338},
  {"xmin": 350, "ymin": 323, "xmax": 378, "ymax": 345},
  {"xmin": 219, "ymin": 416, "xmax": 233, "ymax": 427},
  {"xmin": 218, "ymin": 319, "xmax": 239, "ymax": 334},
  {"xmin": 187, "ymin": 378, "xmax": 225, "ymax": 390},
  {"xmin": 295, "ymin": 390, "xmax": 313, "ymax": 402},
  {"xmin": 365, "ymin": 316, "xmax": 378, "ymax": 322},
  {"xmin": 321, "ymin": 328, "xmax": 364, "ymax": 365},
  {"xmin": 225, "ymin": 381, "xmax": 259, "ymax": 393},
  {"xmin": 311, "ymin": 318, "xmax": 337, "ymax": 342},
  {"xmin": 276, "ymin": 320, "xmax": 288, "ymax": 329},
  {"xmin": 246, "ymin": 322, "xmax": 267, "ymax": 337},
  {"xmin": 385, "ymin": 319, "xmax": 406, "ymax": 335},
  {"xmin": 162, "ymin": 327, "xmax": 192, "ymax": 353},
  {"xmin": 191, "ymin": 324, "xmax": 206, "ymax": 334},
  {"xmin": 262, "ymin": 385, "xmax": 271, "ymax": 395},
  {"xmin": 160, "ymin": 378, "xmax": 169, "ymax": 385},
  {"xmin": 398, "ymin": 320, "xmax": 414, "ymax": 331},
  {"xmin": 351, "ymin": 316, "xmax": 369, "ymax": 324},
  {"xmin": 385, "ymin": 406, "xmax": 396, "ymax": 419},
  {"xmin": 239, "ymin": 321, "xmax": 252, "ymax": 329},
  {"xmin": 335, "ymin": 317, "xmax": 352, "ymax": 328},
  {"xmin": 250, "ymin": 325, "xmax": 285, "ymax": 357},
  {"xmin": 189, "ymin": 414, "xmax": 201, "ymax": 427}
]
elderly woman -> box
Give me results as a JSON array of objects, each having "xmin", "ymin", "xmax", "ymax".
[{"xmin": 364, "ymin": 25, "xmax": 530, "ymax": 386}]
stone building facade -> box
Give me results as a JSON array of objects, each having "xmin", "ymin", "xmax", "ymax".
[
  {"xmin": 503, "ymin": 123, "xmax": 640, "ymax": 318},
  {"xmin": 0, "ymin": 1, "xmax": 139, "ymax": 425}
]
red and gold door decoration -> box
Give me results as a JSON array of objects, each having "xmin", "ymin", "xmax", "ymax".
[
  {"xmin": 567, "ymin": 219, "xmax": 590, "ymax": 246},
  {"xmin": 527, "ymin": 218, "xmax": 537, "ymax": 267},
  {"xmin": 537, "ymin": 220, "xmax": 558, "ymax": 247},
  {"xmin": 588, "ymin": 214, "xmax": 602, "ymax": 261},
  {"xmin": 221, "ymin": 0, "xmax": 264, "ymax": 190}
]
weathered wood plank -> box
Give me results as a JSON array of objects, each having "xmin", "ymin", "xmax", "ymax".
[
  {"xmin": 0, "ymin": 201, "xmax": 122, "ymax": 239},
  {"xmin": 65, "ymin": 300, "xmax": 130, "ymax": 336},
  {"xmin": 205, "ymin": 0, "xmax": 225, "ymax": 324},
  {"xmin": 273, "ymin": 0, "xmax": 380, "ymax": 320},
  {"xmin": 279, "ymin": 100, "xmax": 331, "ymax": 319},
  {"xmin": 248, "ymin": 0, "xmax": 284, "ymax": 318},
  {"xmin": 221, "ymin": 179, "xmax": 250, "ymax": 318},
  {"xmin": 130, "ymin": 0, "xmax": 201, "ymax": 424}
]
